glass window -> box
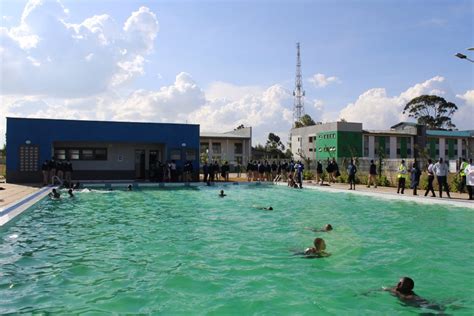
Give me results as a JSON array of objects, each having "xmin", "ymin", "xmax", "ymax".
[
  {"xmin": 308, "ymin": 137, "xmax": 313, "ymax": 143},
  {"xmin": 212, "ymin": 143, "xmax": 221, "ymax": 154},
  {"xmin": 81, "ymin": 149, "xmax": 94, "ymax": 160},
  {"xmin": 170, "ymin": 149, "xmax": 181, "ymax": 160},
  {"xmin": 234, "ymin": 143, "xmax": 243, "ymax": 154},
  {"xmin": 186, "ymin": 149, "xmax": 196, "ymax": 160},
  {"xmin": 54, "ymin": 149, "xmax": 66, "ymax": 160},
  {"xmin": 200, "ymin": 142, "xmax": 209, "ymax": 155},
  {"xmin": 94, "ymin": 149, "xmax": 107, "ymax": 160},
  {"xmin": 69, "ymin": 149, "xmax": 80, "ymax": 160}
]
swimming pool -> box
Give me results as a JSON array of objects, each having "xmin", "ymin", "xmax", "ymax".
[{"xmin": 0, "ymin": 184, "xmax": 473, "ymax": 314}]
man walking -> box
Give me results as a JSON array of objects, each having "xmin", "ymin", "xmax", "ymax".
[
  {"xmin": 424, "ymin": 159, "xmax": 436, "ymax": 197},
  {"xmin": 464, "ymin": 159, "xmax": 474, "ymax": 200},
  {"xmin": 367, "ymin": 160, "xmax": 377, "ymax": 188}
]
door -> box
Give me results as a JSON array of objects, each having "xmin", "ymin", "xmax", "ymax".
[
  {"xmin": 135, "ymin": 149, "xmax": 145, "ymax": 179},
  {"xmin": 149, "ymin": 150, "xmax": 160, "ymax": 180}
]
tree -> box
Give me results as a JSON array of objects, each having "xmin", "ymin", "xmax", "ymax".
[
  {"xmin": 266, "ymin": 133, "xmax": 285, "ymax": 152},
  {"xmin": 294, "ymin": 114, "xmax": 316, "ymax": 128},
  {"xmin": 403, "ymin": 95, "xmax": 458, "ymax": 130}
]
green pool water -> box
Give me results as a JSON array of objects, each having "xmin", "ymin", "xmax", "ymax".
[{"xmin": 0, "ymin": 185, "xmax": 473, "ymax": 314}]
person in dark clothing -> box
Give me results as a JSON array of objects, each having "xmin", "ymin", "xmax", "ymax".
[
  {"xmin": 367, "ymin": 160, "xmax": 377, "ymax": 188},
  {"xmin": 424, "ymin": 159, "xmax": 436, "ymax": 197},
  {"xmin": 410, "ymin": 161, "xmax": 421, "ymax": 196},
  {"xmin": 201, "ymin": 162, "xmax": 208, "ymax": 183},
  {"xmin": 316, "ymin": 160, "xmax": 323, "ymax": 185},
  {"xmin": 48, "ymin": 158, "xmax": 57, "ymax": 184},
  {"xmin": 347, "ymin": 159, "xmax": 357, "ymax": 190},
  {"xmin": 326, "ymin": 159, "xmax": 334, "ymax": 183}
]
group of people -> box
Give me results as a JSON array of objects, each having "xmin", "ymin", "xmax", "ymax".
[
  {"xmin": 202, "ymin": 161, "xmax": 231, "ymax": 184},
  {"xmin": 41, "ymin": 158, "xmax": 73, "ymax": 186},
  {"xmin": 150, "ymin": 160, "xmax": 195, "ymax": 182},
  {"xmin": 396, "ymin": 157, "xmax": 474, "ymax": 199}
]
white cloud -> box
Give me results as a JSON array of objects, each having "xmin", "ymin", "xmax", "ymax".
[
  {"xmin": 454, "ymin": 90, "xmax": 474, "ymax": 130},
  {"xmin": 338, "ymin": 76, "xmax": 472, "ymax": 130},
  {"xmin": 0, "ymin": 1, "xmax": 159, "ymax": 97},
  {"xmin": 308, "ymin": 73, "xmax": 341, "ymax": 88}
]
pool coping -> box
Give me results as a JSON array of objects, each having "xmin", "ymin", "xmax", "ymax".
[
  {"xmin": 274, "ymin": 182, "xmax": 474, "ymax": 209},
  {"xmin": 0, "ymin": 186, "xmax": 56, "ymax": 226}
]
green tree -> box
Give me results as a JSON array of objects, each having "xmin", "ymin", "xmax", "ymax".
[
  {"xmin": 294, "ymin": 114, "xmax": 316, "ymax": 128},
  {"xmin": 403, "ymin": 95, "xmax": 458, "ymax": 129}
]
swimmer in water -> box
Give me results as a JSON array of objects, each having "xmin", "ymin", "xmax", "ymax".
[
  {"xmin": 293, "ymin": 238, "xmax": 330, "ymax": 258},
  {"xmin": 383, "ymin": 277, "xmax": 445, "ymax": 311},
  {"xmin": 255, "ymin": 206, "xmax": 273, "ymax": 211},
  {"xmin": 127, "ymin": 184, "xmax": 133, "ymax": 191},
  {"xmin": 305, "ymin": 224, "xmax": 333, "ymax": 232},
  {"xmin": 68, "ymin": 189, "xmax": 74, "ymax": 197},
  {"xmin": 219, "ymin": 190, "xmax": 226, "ymax": 197},
  {"xmin": 49, "ymin": 188, "xmax": 61, "ymax": 199}
]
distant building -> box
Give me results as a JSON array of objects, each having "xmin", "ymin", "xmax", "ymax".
[
  {"xmin": 290, "ymin": 122, "xmax": 363, "ymax": 161},
  {"xmin": 290, "ymin": 121, "xmax": 474, "ymax": 163},
  {"xmin": 6, "ymin": 117, "xmax": 200, "ymax": 183},
  {"xmin": 200, "ymin": 127, "xmax": 252, "ymax": 168}
]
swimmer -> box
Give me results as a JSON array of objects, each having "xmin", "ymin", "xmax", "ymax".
[
  {"xmin": 383, "ymin": 277, "xmax": 445, "ymax": 311},
  {"xmin": 49, "ymin": 188, "xmax": 60, "ymax": 199},
  {"xmin": 219, "ymin": 190, "xmax": 226, "ymax": 197},
  {"xmin": 68, "ymin": 189, "xmax": 74, "ymax": 198},
  {"xmin": 255, "ymin": 206, "xmax": 273, "ymax": 211},
  {"xmin": 292, "ymin": 238, "xmax": 330, "ymax": 258},
  {"xmin": 73, "ymin": 182, "xmax": 81, "ymax": 190},
  {"xmin": 127, "ymin": 184, "xmax": 133, "ymax": 191},
  {"xmin": 305, "ymin": 224, "xmax": 333, "ymax": 232}
]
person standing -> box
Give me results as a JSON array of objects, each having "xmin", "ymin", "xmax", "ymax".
[
  {"xmin": 424, "ymin": 159, "xmax": 436, "ymax": 197},
  {"xmin": 459, "ymin": 158, "xmax": 469, "ymax": 193},
  {"xmin": 347, "ymin": 159, "xmax": 357, "ymax": 190},
  {"xmin": 326, "ymin": 158, "xmax": 334, "ymax": 183},
  {"xmin": 236, "ymin": 163, "xmax": 241, "ymax": 178},
  {"xmin": 203, "ymin": 162, "xmax": 209, "ymax": 183},
  {"xmin": 48, "ymin": 158, "xmax": 57, "ymax": 184},
  {"xmin": 464, "ymin": 159, "xmax": 474, "ymax": 200},
  {"xmin": 397, "ymin": 160, "xmax": 408, "ymax": 194},
  {"xmin": 367, "ymin": 160, "xmax": 377, "ymax": 188},
  {"xmin": 433, "ymin": 157, "xmax": 451, "ymax": 198},
  {"xmin": 332, "ymin": 158, "xmax": 340, "ymax": 182},
  {"xmin": 316, "ymin": 160, "xmax": 323, "ymax": 185},
  {"xmin": 410, "ymin": 161, "xmax": 421, "ymax": 196},
  {"xmin": 296, "ymin": 161, "xmax": 304, "ymax": 188}
]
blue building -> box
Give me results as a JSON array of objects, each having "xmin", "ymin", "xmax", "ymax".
[{"xmin": 6, "ymin": 117, "xmax": 200, "ymax": 183}]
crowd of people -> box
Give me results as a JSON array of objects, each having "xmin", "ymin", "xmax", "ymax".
[{"xmin": 41, "ymin": 158, "xmax": 73, "ymax": 186}]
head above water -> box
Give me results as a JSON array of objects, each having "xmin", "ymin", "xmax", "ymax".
[
  {"xmin": 396, "ymin": 277, "xmax": 415, "ymax": 295},
  {"xmin": 324, "ymin": 224, "xmax": 333, "ymax": 231},
  {"xmin": 313, "ymin": 238, "xmax": 326, "ymax": 251},
  {"xmin": 268, "ymin": 206, "xmax": 273, "ymax": 210},
  {"xmin": 220, "ymin": 190, "xmax": 224, "ymax": 195}
]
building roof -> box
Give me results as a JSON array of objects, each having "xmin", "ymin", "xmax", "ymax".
[
  {"xmin": 200, "ymin": 127, "xmax": 252, "ymax": 139},
  {"xmin": 426, "ymin": 130, "xmax": 473, "ymax": 138},
  {"xmin": 363, "ymin": 129, "xmax": 416, "ymax": 136},
  {"xmin": 390, "ymin": 122, "xmax": 419, "ymax": 129}
]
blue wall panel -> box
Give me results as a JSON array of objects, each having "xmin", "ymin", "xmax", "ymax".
[{"xmin": 6, "ymin": 117, "xmax": 200, "ymax": 172}]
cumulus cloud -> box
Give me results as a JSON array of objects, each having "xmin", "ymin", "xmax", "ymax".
[
  {"xmin": 337, "ymin": 76, "xmax": 470, "ymax": 129},
  {"xmin": 308, "ymin": 73, "xmax": 341, "ymax": 88},
  {"xmin": 0, "ymin": 0, "xmax": 159, "ymax": 97}
]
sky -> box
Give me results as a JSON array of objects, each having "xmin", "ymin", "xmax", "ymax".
[{"xmin": 0, "ymin": 0, "xmax": 473, "ymax": 146}]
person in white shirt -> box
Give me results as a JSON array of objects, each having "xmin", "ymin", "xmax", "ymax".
[
  {"xmin": 424, "ymin": 159, "xmax": 436, "ymax": 197},
  {"xmin": 433, "ymin": 158, "xmax": 451, "ymax": 198},
  {"xmin": 464, "ymin": 158, "xmax": 474, "ymax": 200}
]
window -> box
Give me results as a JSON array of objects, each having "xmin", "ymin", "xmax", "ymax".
[
  {"xmin": 186, "ymin": 149, "xmax": 196, "ymax": 160},
  {"xmin": 54, "ymin": 148, "xmax": 107, "ymax": 161},
  {"xmin": 54, "ymin": 149, "xmax": 66, "ymax": 160},
  {"xmin": 309, "ymin": 148, "xmax": 313, "ymax": 152},
  {"xmin": 363, "ymin": 135, "xmax": 369, "ymax": 157},
  {"xmin": 19, "ymin": 145, "xmax": 39, "ymax": 172},
  {"xmin": 200, "ymin": 142, "xmax": 209, "ymax": 155},
  {"xmin": 170, "ymin": 149, "xmax": 181, "ymax": 160},
  {"xmin": 308, "ymin": 137, "xmax": 313, "ymax": 143},
  {"xmin": 212, "ymin": 143, "xmax": 221, "ymax": 154},
  {"xmin": 234, "ymin": 143, "xmax": 243, "ymax": 154}
]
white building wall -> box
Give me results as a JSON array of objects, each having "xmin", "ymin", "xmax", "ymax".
[{"xmin": 457, "ymin": 139, "xmax": 463, "ymax": 158}]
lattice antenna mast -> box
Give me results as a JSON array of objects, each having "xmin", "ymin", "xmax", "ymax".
[{"xmin": 293, "ymin": 42, "xmax": 305, "ymax": 126}]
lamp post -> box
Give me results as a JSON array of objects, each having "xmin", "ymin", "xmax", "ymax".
[{"xmin": 455, "ymin": 52, "xmax": 474, "ymax": 63}]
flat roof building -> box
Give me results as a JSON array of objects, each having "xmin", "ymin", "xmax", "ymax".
[
  {"xmin": 6, "ymin": 117, "xmax": 200, "ymax": 183},
  {"xmin": 200, "ymin": 127, "xmax": 252, "ymax": 168}
]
